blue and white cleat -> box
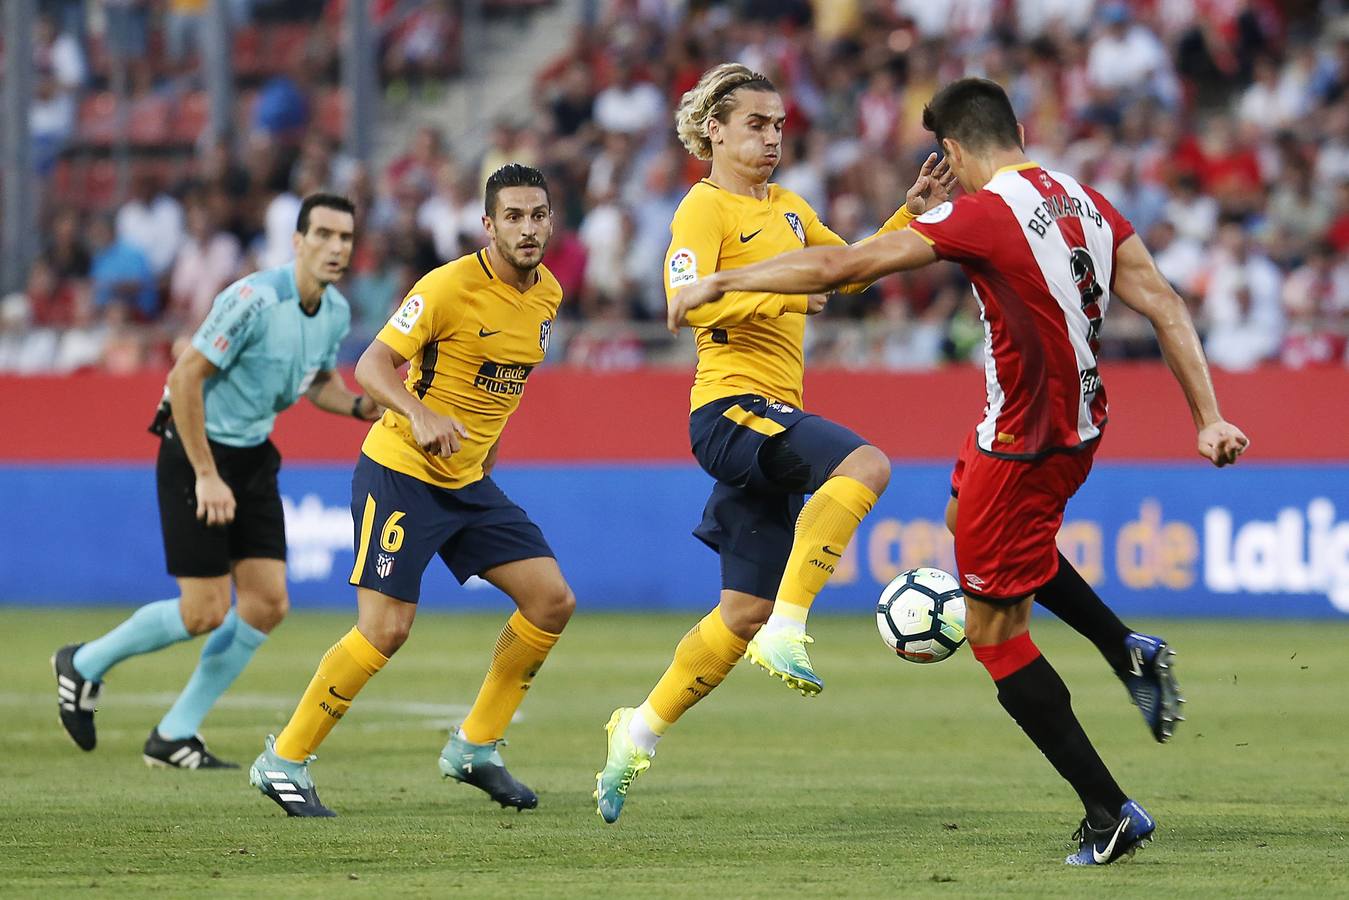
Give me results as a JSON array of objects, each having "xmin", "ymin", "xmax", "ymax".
[
  {"xmin": 1121, "ymin": 633, "xmax": 1185, "ymax": 743},
  {"xmin": 438, "ymin": 730, "xmax": 538, "ymax": 810},
  {"xmin": 745, "ymin": 629, "xmax": 823, "ymax": 696},
  {"xmin": 594, "ymin": 707, "xmax": 653, "ymax": 824},
  {"xmin": 1066, "ymin": 799, "xmax": 1156, "ymax": 866},
  {"xmin": 249, "ymin": 734, "xmax": 335, "ymax": 817}
]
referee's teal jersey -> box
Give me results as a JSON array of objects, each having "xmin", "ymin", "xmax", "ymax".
[{"xmin": 186, "ymin": 264, "xmax": 351, "ymax": 447}]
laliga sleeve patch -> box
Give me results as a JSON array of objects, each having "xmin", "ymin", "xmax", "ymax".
[
  {"xmin": 389, "ymin": 294, "xmax": 424, "ymax": 334},
  {"xmin": 917, "ymin": 201, "xmax": 954, "ymax": 224},
  {"xmin": 668, "ymin": 249, "xmax": 697, "ymax": 288}
]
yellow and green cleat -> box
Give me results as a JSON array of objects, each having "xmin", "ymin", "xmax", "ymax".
[
  {"xmin": 594, "ymin": 707, "xmax": 652, "ymax": 824},
  {"xmin": 745, "ymin": 629, "xmax": 823, "ymax": 696}
]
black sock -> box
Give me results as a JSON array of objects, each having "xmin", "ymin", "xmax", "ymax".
[
  {"xmin": 995, "ymin": 655, "xmax": 1128, "ymax": 826},
  {"xmin": 1035, "ymin": 552, "xmax": 1132, "ymax": 676}
]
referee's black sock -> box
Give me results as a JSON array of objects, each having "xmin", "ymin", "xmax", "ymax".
[
  {"xmin": 974, "ymin": 632, "xmax": 1129, "ymax": 828},
  {"xmin": 1035, "ymin": 552, "xmax": 1132, "ymax": 677}
]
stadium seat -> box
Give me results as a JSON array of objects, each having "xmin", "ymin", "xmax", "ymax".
[
  {"xmin": 78, "ymin": 93, "xmax": 119, "ymax": 147},
  {"xmin": 316, "ymin": 89, "xmax": 348, "ymax": 141},
  {"xmin": 174, "ymin": 92, "xmax": 211, "ymax": 146},
  {"xmin": 232, "ymin": 27, "xmax": 265, "ymax": 78},
  {"xmin": 127, "ymin": 95, "xmax": 172, "ymax": 146}
]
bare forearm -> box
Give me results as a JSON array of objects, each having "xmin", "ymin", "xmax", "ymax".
[
  {"xmin": 166, "ymin": 369, "xmax": 217, "ymax": 478},
  {"xmin": 713, "ymin": 247, "xmax": 851, "ymax": 296},
  {"xmin": 355, "ymin": 349, "xmax": 427, "ymax": 421},
  {"xmin": 308, "ymin": 372, "xmax": 365, "ymax": 417},
  {"xmin": 1154, "ymin": 314, "xmax": 1223, "ymax": 429}
]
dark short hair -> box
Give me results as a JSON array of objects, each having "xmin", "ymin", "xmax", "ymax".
[
  {"xmin": 484, "ymin": 164, "xmax": 550, "ymax": 217},
  {"xmin": 922, "ymin": 78, "xmax": 1021, "ymax": 152},
  {"xmin": 296, "ymin": 193, "xmax": 356, "ymax": 234}
]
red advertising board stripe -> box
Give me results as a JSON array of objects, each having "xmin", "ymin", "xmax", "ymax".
[{"xmin": 0, "ymin": 365, "xmax": 1340, "ymax": 462}]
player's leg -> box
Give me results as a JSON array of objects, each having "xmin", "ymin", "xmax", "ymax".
[
  {"xmin": 150, "ymin": 445, "xmax": 291, "ymax": 767},
  {"xmin": 436, "ymin": 556, "xmax": 571, "ymax": 810},
  {"xmin": 147, "ymin": 560, "xmax": 287, "ymax": 769},
  {"xmin": 250, "ymin": 455, "xmax": 438, "ymax": 817},
  {"xmin": 53, "ymin": 435, "xmax": 231, "ymax": 751},
  {"xmin": 596, "ymin": 480, "xmax": 783, "ymax": 822},
  {"xmin": 948, "ymin": 498, "xmax": 1183, "ymax": 742},
  {"xmin": 435, "ymin": 484, "xmax": 567, "ymax": 810},
  {"xmin": 751, "ymin": 415, "xmax": 888, "ymax": 693}
]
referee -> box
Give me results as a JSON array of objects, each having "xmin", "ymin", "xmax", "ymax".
[{"xmin": 53, "ymin": 193, "xmax": 381, "ymax": 768}]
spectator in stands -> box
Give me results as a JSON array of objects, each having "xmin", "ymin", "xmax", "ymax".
[
  {"xmin": 33, "ymin": 13, "xmax": 86, "ymax": 90},
  {"xmin": 165, "ymin": 0, "xmax": 207, "ymax": 67},
  {"xmin": 564, "ymin": 294, "xmax": 644, "ymax": 370},
  {"xmin": 0, "ymin": 294, "xmax": 59, "ymax": 375},
  {"xmin": 386, "ymin": 126, "xmax": 448, "ymax": 197},
  {"xmin": 25, "ymin": 258, "xmax": 80, "ymax": 329},
  {"xmin": 253, "ymin": 70, "xmax": 311, "ymax": 143},
  {"xmin": 1279, "ymin": 242, "xmax": 1349, "ymax": 368},
  {"xmin": 592, "ymin": 57, "xmax": 665, "ymax": 136},
  {"xmin": 54, "ymin": 290, "xmax": 108, "ymax": 373},
  {"xmin": 1085, "ymin": 3, "xmax": 1177, "ymax": 115},
  {"xmin": 344, "ymin": 230, "xmax": 404, "ymax": 342},
  {"xmin": 417, "ymin": 160, "xmax": 480, "ymax": 263},
  {"xmin": 1202, "ymin": 223, "xmax": 1284, "ymax": 370},
  {"xmin": 166, "ymin": 201, "xmax": 242, "ymax": 335},
  {"xmin": 30, "ymin": 68, "xmax": 76, "ymax": 175},
  {"xmin": 116, "ymin": 171, "xmax": 185, "ymax": 278},
  {"xmin": 89, "ymin": 215, "xmax": 157, "ymax": 321},
  {"xmin": 44, "ymin": 210, "xmax": 91, "ymax": 283}
]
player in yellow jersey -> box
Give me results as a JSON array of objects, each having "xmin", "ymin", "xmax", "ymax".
[
  {"xmin": 250, "ymin": 165, "xmax": 575, "ymax": 817},
  {"xmin": 595, "ymin": 63, "xmax": 956, "ymax": 823}
]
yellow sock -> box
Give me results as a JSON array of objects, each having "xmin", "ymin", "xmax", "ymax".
[
  {"xmin": 274, "ymin": 627, "xmax": 388, "ymax": 762},
  {"xmin": 643, "ymin": 605, "xmax": 748, "ymax": 728},
  {"xmin": 460, "ymin": 610, "xmax": 560, "ymax": 744},
  {"xmin": 775, "ymin": 476, "xmax": 877, "ymax": 614}
]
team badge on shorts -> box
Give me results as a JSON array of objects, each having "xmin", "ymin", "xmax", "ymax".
[
  {"xmin": 539, "ymin": 318, "xmax": 553, "ymax": 352},
  {"xmin": 376, "ymin": 553, "xmax": 396, "ymax": 578},
  {"xmin": 784, "ymin": 212, "xmax": 806, "ymax": 245}
]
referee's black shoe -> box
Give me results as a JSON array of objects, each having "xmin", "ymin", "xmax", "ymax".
[
  {"xmin": 52, "ymin": 644, "xmax": 100, "ymax": 751},
  {"xmin": 143, "ymin": 729, "xmax": 239, "ymax": 770}
]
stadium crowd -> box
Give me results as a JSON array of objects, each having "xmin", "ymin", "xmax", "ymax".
[{"xmin": 3, "ymin": 0, "xmax": 1347, "ymax": 375}]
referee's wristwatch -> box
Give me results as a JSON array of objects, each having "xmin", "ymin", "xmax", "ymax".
[{"xmin": 351, "ymin": 396, "xmax": 369, "ymax": 419}]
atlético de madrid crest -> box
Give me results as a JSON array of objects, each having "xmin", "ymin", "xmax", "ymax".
[
  {"xmin": 784, "ymin": 212, "xmax": 805, "ymax": 245},
  {"xmin": 539, "ymin": 319, "xmax": 553, "ymax": 352}
]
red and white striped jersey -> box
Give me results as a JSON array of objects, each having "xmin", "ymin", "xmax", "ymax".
[{"xmin": 910, "ymin": 162, "xmax": 1134, "ymax": 459}]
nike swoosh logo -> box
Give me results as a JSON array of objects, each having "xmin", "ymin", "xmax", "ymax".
[
  {"xmin": 821, "ymin": 545, "xmax": 842, "ymax": 558},
  {"xmin": 694, "ymin": 676, "xmax": 716, "ymax": 688},
  {"xmin": 479, "ymin": 328, "xmax": 502, "ymax": 337},
  {"xmin": 1093, "ymin": 815, "xmax": 1130, "ymax": 864},
  {"xmin": 328, "ymin": 686, "xmax": 354, "ymax": 702},
  {"xmin": 739, "ymin": 229, "xmax": 762, "ymax": 243},
  {"xmin": 1129, "ymin": 647, "xmax": 1145, "ymax": 677}
]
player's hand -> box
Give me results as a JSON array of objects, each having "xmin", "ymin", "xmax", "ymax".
[
  {"xmin": 806, "ymin": 294, "xmax": 828, "ymax": 315},
  {"xmin": 357, "ymin": 396, "xmax": 383, "ymax": 421},
  {"xmin": 904, "ymin": 152, "xmax": 958, "ymax": 216},
  {"xmin": 195, "ymin": 472, "xmax": 236, "ymax": 526},
  {"xmin": 410, "ymin": 406, "xmax": 469, "ymax": 458},
  {"xmin": 668, "ymin": 277, "xmax": 725, "ymax": 334},
  {"xmin": 1197, "ymin": 420, "xmax": 1249, "ymax": 467}
]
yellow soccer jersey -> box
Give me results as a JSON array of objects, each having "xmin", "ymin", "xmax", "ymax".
[
  {"xmin": 361, "ymin": 249, "xmax": 561, "ymax": 489},
  {"xmin": 665, "ymin": 180, "xmax": 913, "ymax": 411}
]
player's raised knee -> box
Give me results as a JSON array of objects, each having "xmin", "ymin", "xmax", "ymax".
[{"xmin": 838, "ymin": 444, "xmax": 891, "ymax": 495}]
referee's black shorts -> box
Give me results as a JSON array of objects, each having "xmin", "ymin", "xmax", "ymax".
[{"xmin": 156, "ymin": 425, "xmax": 287, "ymax": 578}]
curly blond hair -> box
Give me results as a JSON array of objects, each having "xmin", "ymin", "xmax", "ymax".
[{"xmin": 674, "ymin": 63, "xmax": 776, "ymax": 161}]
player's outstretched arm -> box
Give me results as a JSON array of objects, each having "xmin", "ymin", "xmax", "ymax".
[
  {"xmin": 668, "ymin": 229, "xmax": 937, "ymax": 332},
  {"xmin": 305, "ymin": 369, "xmax": 381, "ymax": 421},
  {"xmin": 166, "ymin": 347, "xmax": 236, "ymax": 525},
  {"xmin": 354, "ymin": 338, "xmax": 468, "ymax": 458},
  {"xmin": 1112, "ymin": 233, "xmax": 1249, "ymax": 467}
]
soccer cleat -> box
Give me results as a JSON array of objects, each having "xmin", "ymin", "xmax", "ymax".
[
  {"xmin": 438, "ymin": 730, "xmax": 538, "ymax": 811},
  {"xmin": 249, "ymin": 734, "xmax": 336, "ymax": 818},
  {"xmin": 1121, "ymin": 633, "xmax": 1185, "ymax": 743},
  {"xmin": 52, "ymin": 644, "xmax": 100, "ymax": 751},
  {"xmin": 745, "ymin": 628, "xmax": 823, "ymax": 696},
  {"xmin": 143, "ymin": 729, "xmax": 238, "ymax": 770},
  {"xmin": 594, "ymin": 707, "xmax": 653, "ymax": 824},
  {"xmin": 1065, "ymin": 799, "xmax": 1156, "ymax": 866}
]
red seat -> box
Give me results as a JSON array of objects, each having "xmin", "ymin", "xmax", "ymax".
[
  {"xmin": 174, "ymin": 91, "xmax": 211, "ymax": 145},
  {"xmin": 232, "ymin": 27, "xmax": 265, "ymax": 78},
  {"xmin": 316, "ymin": 88, "xmax": 347, "ymax": 141},
  {"xmin": 78, "ymin": 92, "xmax": 119, "ymax": 147},
  {"xmin": 127, "ymin": 95, "xmax": 172, "ymax": 146}
]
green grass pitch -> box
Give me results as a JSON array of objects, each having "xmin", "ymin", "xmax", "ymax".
[{"xmin": 1, "ymin": 608, "xmax": 1345, "ymax": 897}]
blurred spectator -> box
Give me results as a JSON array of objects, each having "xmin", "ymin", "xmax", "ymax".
[
  {"xmin": 89, "ymin": 216, "xmax": 158, "ymax": 320},
  {"xmin": 253, "ymin": 72, "xmax": 311, "ymax": 141},
  {"xmin": 564, "ymin": 296, "xmax": 644, "ymax": 369},
  {"xmin": 1085, "ymin": 4, "xmax": 1177, "ymax": 114},
  {"xmin": 24, "ymin": 258, "xmax": 80, "ymax": 329},
  {"xmin": 345, "ymin": 231, "xmax": 406, "ymax": 341},
  {"xmin": 166, "ymin": 202, "xmax": 243, "ymax": 334},
  {"xmin": 592, "ymin": 58, "xmax": 665, "ymax": 136},
  {"xmin": 165, "ymin": 0, "xmax": 206, "ymax": 66},
  {"xmin": 54, "ymin": 291, "xmax": 108, "ymax": 373},
  {"xmin": 417, "ymin": 160, "xmax": 481, "ymax": 263},
  {"xmin": 1279, "ymin": 243, "xmax": 1349, "ymax": 368},
  {"xmin": 116, "ymin": 172, "xmax": 185, "ymax": 278},
  {"xmin": 33, "ymin": 14, "xmax": 86, "ymax": 90},
  {"xmin": 0, "ymin": 294, "xmax": 59, "ymax": 375},
  {"xmin": 44, "ymin": 210, "xmax": 91, "ymax": 282},
  {"xmin": 1202, "ymin": 223, "xmax": 1284, "ymax": 370},
  {"xmin": 30, "ymin": 71, "xmax": 76, "ymax": 174}
]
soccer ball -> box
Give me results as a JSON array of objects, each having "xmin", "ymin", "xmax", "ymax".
[{"xmin": 876, "ymin": 567, "xmax": 967, "ymax": 664}]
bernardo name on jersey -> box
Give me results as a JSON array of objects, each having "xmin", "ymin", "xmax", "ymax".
[
  {"xmin": 666, "ymin": 180, "xmax": 913, "ymax": 411},
  {"xmin": 361, "ymin": 248, "xmax": 561, "ymax": 489}
]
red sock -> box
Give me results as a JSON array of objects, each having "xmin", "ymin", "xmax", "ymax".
[{"xmin": 971, "ymin": 631, "xmax": 1042, "ymax": 681}]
